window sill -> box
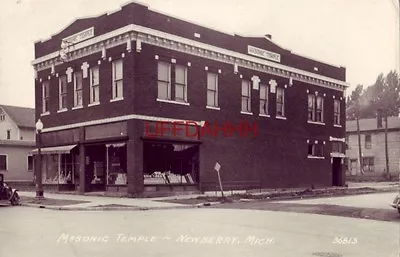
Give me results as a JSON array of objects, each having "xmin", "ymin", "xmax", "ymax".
[
  {"xmin": 40, "ymin": 112, "xmax": 50, "ymax": 116},
  {"xmin": 307, "ymin": 155, "xmax": 325, "ymax": 159},
  {"xmin": 259, "ymin": 114, "xmax": 270, "ymax": 118},
  {"xmin": 276, "ymin": 116, "xmax": 287, "ymax": 120},
  {"xmin": 72, "ymin": 105, "xmax": 83, "ymax": 110},
  {"xmin": 110, "ymin": 97, "xmax": 124, "ymax": 102},
  {"xmin": 240, "ymin": 111, "xmax": 253, "ymax": 115},
  {"xmin": 334, "ymin": 124, "xmax": 342, "ymax": 128},
  {"xmin": 206, "ymin": 106, "xmax": 220, "ymax": 110},
  {"xmin": 57, "ymin": 108, "xmax": 68, "ymax": 113},
  {"xmin": 308, "ymin": 120, "xmax": 325, "ymax": 125},
  {"xmin": 156, "ymin": 98, "xmax": 190, "ymax": 106},
  {"xmin": 88, "ymin": 102, "xmax": 100, "ymax": 107}
]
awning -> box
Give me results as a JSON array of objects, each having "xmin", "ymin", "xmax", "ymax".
[{"xmin": 31, "ymin": 144, "xmax": 77, "ymax": 155}]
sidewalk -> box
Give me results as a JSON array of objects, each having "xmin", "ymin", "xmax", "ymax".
[
  {"xmin": 18, "ymin": 191, "xmax": 203, "ymax": 211},
  {"xmin": 18, "ymin": 181, "xmax": 399, "ymax": 211}
]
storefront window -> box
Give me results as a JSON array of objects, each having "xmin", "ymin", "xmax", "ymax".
[
  {"xmin": 40, "ymin": 153, "xmax": 78, "ymax": 185},
  {"xmin": 107, "ymin": 143, "xmax": 127, "ymax": 185},
  {"xmin": 143, "ymin": 142, "xmax": 199, "ymax": 185}
]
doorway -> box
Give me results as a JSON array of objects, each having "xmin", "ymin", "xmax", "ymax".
[{"xmin": 332, "ymin": 157, "xmax": 343, "ymax": 186}]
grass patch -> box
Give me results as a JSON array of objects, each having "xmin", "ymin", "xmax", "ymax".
[{"xmin": 20, "ymin": 196, "xmax": 89, "ymax": 206}]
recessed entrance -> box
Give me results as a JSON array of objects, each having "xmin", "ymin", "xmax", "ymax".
[{"xmin": 332, "ymin": 157, "xmax": 343, "ymax": 186}]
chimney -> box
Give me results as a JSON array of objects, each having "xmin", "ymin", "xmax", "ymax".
[
  {"xmin": 265, "ymin": 34, "xmax": 272, "ymax": 40},
  {"xmin": 377, "ymin": 108, "xmax": 383, "ymax": 128}
]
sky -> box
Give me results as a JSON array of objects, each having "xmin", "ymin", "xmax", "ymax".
[{"xmin": 0, "ymin": 0, "xmax": 399, "ymax": 108}]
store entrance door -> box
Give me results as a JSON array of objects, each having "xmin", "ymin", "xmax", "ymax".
[
  {"xmin": 85, "ymin": 144, "xmax": 106, "ymax": 191},
  {"xmin": 332, "ymin": 157, "xmax": 343, "ymax": 186}
]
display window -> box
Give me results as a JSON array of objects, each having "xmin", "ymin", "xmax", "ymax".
[
  {"xmin": 106, "ymin": 143, "xmax": 127, "ymax": 185},
  {"xmin": 143, "ymin": 142, "xmax": 199, "ymax": 185},
  {"xmin": 41, "ymin": 153, "xmax": 77, "ymax": 184}
]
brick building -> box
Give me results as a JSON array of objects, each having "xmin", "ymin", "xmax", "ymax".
[{"xmin": 32, "ymin": 1, "xmax": 347, "ymax": 195}]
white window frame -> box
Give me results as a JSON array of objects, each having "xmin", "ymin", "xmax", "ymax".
[
  {"xmin": 308, "ymin": 94, "xmax": 316, "ymax": 121},
  {"xmin": 89, "ymin": 66, "xmax": 100, "ymax": 105},
  {"xmin": 73, "ymin": 71, "xmax": 83, "ymax": 108},
  {"xmin": 157, "ymin": 61, "xmax": 171, "ymax": 101},
  {"xmin": 0, "ymin": 154, "xmax": 8, "ymax": 171},
  {"xmin": 206, "ymin": 72, "xmax": 218, "ymax": 108},
  {"xmin": 174, "ymin": 65, "xmax": 188, "ymax": 103},
  {"xmin": 241, "ymin": 80, "xmax": 251, "ymax": 113},
  {"xmin": 334, "ymin": 99, "xmax": 340, "ymax": 125},
  {"xmin": 42, "ymin": 81, "xmax": 50, "ymax": 114},
  {"xmin": 276, "ymin": 87, "xmax": 285, "ymax": 117},
  {"xmin": 111, "ymin": 59, "xmax": 123, "ymax": 101},
  {"xmin": 316, "ymin": 96, "xmax": 324, "ymax": 123},
  {"xmin": 58, "ymin": 75, "xmax": 67, "ymax": 111},
  {"xmin": 259, "ymin": 83, "xmax": 269, "ymax": 116}
]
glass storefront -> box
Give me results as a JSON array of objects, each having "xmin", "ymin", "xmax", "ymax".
[
  {"xmin": 106, "ymin": 143, "xmax": 127, "ymax": 185},
  {"xmin": 143, "ymin": 142, "xmax": 199, "ymax": 185},
  {"xmin": 40, "ymin": 153, "xmax": 78, "ymax": 185}
]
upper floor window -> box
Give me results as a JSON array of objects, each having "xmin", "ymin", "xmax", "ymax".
[
  {"xmin": 157, "ymin": 61, "xmax": 171, "ymax": 100},
  {"xmin": 207, "ymin": 72, "xmax": 218, "ymax": 107},
  {"xmin": 241, "ymin": 80, "xmax": 251, "ymax": 113},
  {"xmin": 308, "ymin": 94, "xmax": 324, "ymax": 122},
  {"xmin": 0, "ymin": 114, "xmax": 5, "ymax": 121},
  {"xmin": 59, "ymin": 75, "xmax": 67, "ymax": 110},
  {"xmin": 112, "ymin": 59, "xmax": 123, "ymax": 100},
  {"xmin": 259, "ymin": 83, "xmax": 269, "ymax": 115},
  {"xmin": 175, "ymin": 65, "xmax": 187, "ymax": 103},
  {"xmin": 276, "ymin": 87, "xmax": 285, "ymax": 117},
  {"xmin": 42, "ymin": 81, "xmax": 50, "ymax": 113},
  {"xmin": 90, "ymin": 66, "xmax": 100, "ymax": 104},
  {"xmin": 0, "ymin": 155, "xmax": 7, "ymax": 170},
  {"xmin": 365, "ymin": 134, "xmax": 372, "ymax": 149},
  {"xmin": 308, "ymin": 141, "xmax": 324, "ymax": 157},
  {"xmin": 73, "ymin": 71, "xmax": 83, "ymax": 107},
  {"xmin": 6, "ymin": 130, "xmax": 11, "ymax": 140},
  {"xmin": 333, "ymin": 99, "xmax": 341, "ymax": 125},
  {"xmin": 331, "ymin": 141, "xmax": 344, "ymax": 153}
]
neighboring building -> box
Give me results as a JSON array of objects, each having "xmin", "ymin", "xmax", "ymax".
[
  {"xmin": 32, "ymin": 1, "xmax": 347, "ymax": 195},
  {"xmin": 345, "ymin": 116, "xmax": 400, "ymax": 178},
  {"xmin": 0, "ymin": 104, "xmax": 36, "ymax": 181}
]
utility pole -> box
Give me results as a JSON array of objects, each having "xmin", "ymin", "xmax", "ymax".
[{"xmin": 384, "ymin": 109, "xmax": 390, "ymax": 179}]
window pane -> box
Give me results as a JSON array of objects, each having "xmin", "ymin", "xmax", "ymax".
[
  {"xmin": 91, "ymin": 66, "xmax": 99, "ymax": 85},
  {"xmin": 207, "ymin": 90, "xmax": 216, "ymax": 106},
  {"xmin": 116, "ymin": 81, "xmax": 123, "ymax": 98},
  {"xmin": 93, "ymin": 85, "xmax": 99, "ymax": 102},
  {"xmin": 241, "ymin": 97, "xmax": 250, "ymax": 112},
  {"xmin": 175, "ymin": 84, "xmax": 184, "ymax": 101},
  {"xmin": 158, "ymin": 81, "xmax": 169, "ymax": 100},
  {"xmin": 207, "ymin": 73, "xmax": 217, "ymax": 90},
  {"xmin": 175, "ymin": 66, "xmax": 186, "ymax": 84},
  {"xmin": 260, "ymin": 84, "xmax": 267, "ymax": 100},
  {"xmin": 260, "ymin": 100, "xmax": 268, "ymax": 114},
  {"xmin": 75, "ymin": 72, "xmax": 82, "ymax": 89},
  {"xmin": 158, "ymin": 62, "xmax": 170, "ymax": 81},
  {"xmin": 113, "ymin": 60, "xmax": 123, "ymax": 80},
  {"xmin": 241, "ymin": 81, "xmax": 249, "ymax": 96}
]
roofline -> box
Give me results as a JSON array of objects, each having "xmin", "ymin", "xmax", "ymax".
[{"xmin": 32, "ymin": 24, "xmax": 348, "ymax": 90}]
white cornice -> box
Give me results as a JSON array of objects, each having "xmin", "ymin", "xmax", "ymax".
[{"xmin": 32, "ymin": 24, "xmax": 348, "ymax": 91}]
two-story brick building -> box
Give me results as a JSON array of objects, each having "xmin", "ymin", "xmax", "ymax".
[{"xmin": 32, "ymin": 1, "xmax": 347, "ymax": 195}]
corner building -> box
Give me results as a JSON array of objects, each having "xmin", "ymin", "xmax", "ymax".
[{"xmin": 32, "ymin": 1, "xmax": 347, "ymax": 195}]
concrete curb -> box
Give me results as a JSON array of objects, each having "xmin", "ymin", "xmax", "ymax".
[{"xmin": 19, "ymin": 201, "xmax": 221, "ymax": 211}]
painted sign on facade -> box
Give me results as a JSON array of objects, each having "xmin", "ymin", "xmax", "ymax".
[
  {"xmin": 62, "ymin": 27, "xmax": 95, "ymax": 45},
  {"xmin": 247, "ymin": 45, "xmax": 281, "ymax": 63}
]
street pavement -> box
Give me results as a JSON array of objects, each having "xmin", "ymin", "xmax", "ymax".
[
  {"xmin": 0, "ymin": 206, "xmax": 398, "ymax": 257},
  {"xmin": 276, "ymin": 192, "xmax": 399, "ymax": 209}
]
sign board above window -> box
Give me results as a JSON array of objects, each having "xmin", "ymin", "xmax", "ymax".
[
  {"xmin": 62, "ymin": 27, "xmax": 95, "ymax": 46},
  {"xmin": 247, "ymin": 45, "xmax": 281, "ymax": 63}
]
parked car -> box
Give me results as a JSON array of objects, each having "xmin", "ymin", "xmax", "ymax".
[
  {"xmin": 0, "ymin": 173, "xmax": 20, "ymax": 206},
  {"xmin": 389, "ymin": 193, "xmax": 400, "ymax": 214}
]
